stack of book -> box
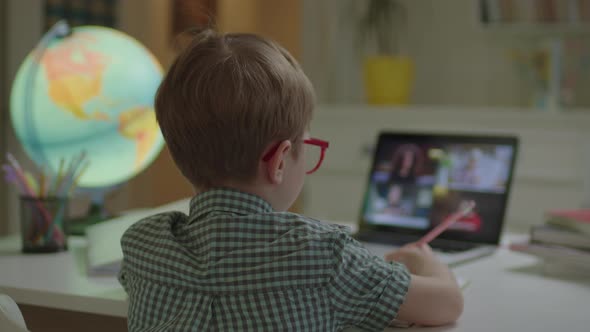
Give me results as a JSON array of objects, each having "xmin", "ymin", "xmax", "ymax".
[{"xmin": 510, "ymin": 209, "xmax": 590, "ymax": 276}]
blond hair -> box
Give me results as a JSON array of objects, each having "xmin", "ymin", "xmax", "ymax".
[{"xmin": 155, "ymin": 29, "xmax": 315, "ymax": 189}]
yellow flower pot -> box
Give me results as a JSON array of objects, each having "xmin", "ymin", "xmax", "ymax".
[{"xmin": 363, "ymin": 56, "xmax": 414, "ymax": 105}]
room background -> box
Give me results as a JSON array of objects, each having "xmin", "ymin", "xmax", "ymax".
[{"xmin": 2, "ymin": 0, "xmax": 589, "ymax": 235}]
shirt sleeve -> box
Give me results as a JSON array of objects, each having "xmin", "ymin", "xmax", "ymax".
[{"xmin": 328, "ymin": 233, "xmax": 411, "ymax": 331}]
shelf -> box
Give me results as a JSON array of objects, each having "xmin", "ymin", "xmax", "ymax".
[{"xmin": 481, "ymin": 23, "xmax": 590, "ymax": 37}]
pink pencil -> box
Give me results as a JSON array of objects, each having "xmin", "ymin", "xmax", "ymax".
[{"xmin": 418, "ymin": 201, "xmax": 477, "ymax": 246}]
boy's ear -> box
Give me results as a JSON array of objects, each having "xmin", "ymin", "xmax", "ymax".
[{"xmin": 265, "ymin": 140, "xmax": 292, "ymax": 185}]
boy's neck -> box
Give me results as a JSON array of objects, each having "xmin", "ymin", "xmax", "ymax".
[{"xmin": 197, "ymin": 181, "xmax": 285, "ymax": 212}]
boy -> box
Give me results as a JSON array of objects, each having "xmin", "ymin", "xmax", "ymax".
[{"xmin": 119, "ymin": 28, "xmax": 463, "ymax": 331}]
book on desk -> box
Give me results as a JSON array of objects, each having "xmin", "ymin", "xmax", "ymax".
[
  {"xmin": 509, "ymin": 208, "xmax": 590, "ymax": 276},
  {"xmin": 85, "ymin": 199, "xmax": 190, "ymax": 276}
]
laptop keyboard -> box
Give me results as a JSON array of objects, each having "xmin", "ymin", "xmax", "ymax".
[
  {"xmin": 354, "ymin": 231, "xmax": 478, "ymax": 253},
  {"xmin": 354, "ymin": 231, "xmax": 413, "ymax": 246},
  {"xmin": 431, "ymin": 239, "xmax": 478, "ymax": 253}
]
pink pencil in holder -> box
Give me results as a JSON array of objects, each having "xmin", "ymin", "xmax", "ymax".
[{"xmin": 418, "ymin": 201, "xmax": 477, "ymax": 246}]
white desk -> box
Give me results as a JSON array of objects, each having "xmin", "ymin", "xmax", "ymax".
[
  {"xmin": 409, "ymin": 245, "xmax": 590, "ymax": 332},
  {"xmin": 0, "ymin": 235, "xmax": 127, "ymax": 318},
  {"xmin": 1, "ymin": 232, "xmax": 589, "ymax": 331}
]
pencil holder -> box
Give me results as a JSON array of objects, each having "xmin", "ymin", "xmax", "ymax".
[{"xmin": 19, "ymin": 196, "xmax": 68, "ymax": 253}]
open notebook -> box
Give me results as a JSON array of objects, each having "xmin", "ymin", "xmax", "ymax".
[{"xmin": 85, "ymin": 198, "xmax": 191, "ymax": 276}]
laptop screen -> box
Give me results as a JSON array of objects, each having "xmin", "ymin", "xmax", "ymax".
[{"xmin": 360, "ymin": 132, "xmax": 518, "ymax": 245}]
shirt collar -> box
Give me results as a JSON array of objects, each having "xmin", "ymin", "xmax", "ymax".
[{"xmin": 189, "ymin": 188, "xmax": 274, "ymax": 221}]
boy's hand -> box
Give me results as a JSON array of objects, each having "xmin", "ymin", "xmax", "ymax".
[
  {"xmin": 384, "ymin": 243, "xmax": 440, "ymax": 276},
  {"xmin": 387, "ymin": 243, "xmax": 464, "ymax": 325}
]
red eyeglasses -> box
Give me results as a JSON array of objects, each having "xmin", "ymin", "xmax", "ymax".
[{"xmin": 262, "ymin": 138, "xmax": 329, "ymax": 174}]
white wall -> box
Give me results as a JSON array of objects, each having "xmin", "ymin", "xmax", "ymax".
[
  {"xmin": 303, "ymin": 0, "xmax": 590, "ymax": 107},
  {"xmin": 306, "ymin": 105, "xmax": 590, "ymax": 232}
]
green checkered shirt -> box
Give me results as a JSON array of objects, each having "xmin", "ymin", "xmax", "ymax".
[{"xmin": 119, "ymin": 188, "xmax": 410, "ymax": 331}]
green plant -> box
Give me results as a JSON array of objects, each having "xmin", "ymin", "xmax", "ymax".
[{"xmin": 360, "ymin": 0, "xmax": 405, "ymax": 55}]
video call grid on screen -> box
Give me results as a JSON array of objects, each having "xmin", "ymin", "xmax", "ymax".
[{"xmin": 361, "ymin": 133, "xmax": 518, "ymax": 244}]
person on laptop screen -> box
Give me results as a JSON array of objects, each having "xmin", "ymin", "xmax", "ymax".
[
  {"xmin": 381, "ymin": 144, "xmax": 422, "ymax": 216},
  {"xmin": 118, "ymin": 28, "xmax": 464, "ymax": 331}
]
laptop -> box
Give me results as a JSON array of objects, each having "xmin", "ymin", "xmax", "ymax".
[{"xmin": 354, "ymin": 132, "xmax": 519, "ymax": 265}]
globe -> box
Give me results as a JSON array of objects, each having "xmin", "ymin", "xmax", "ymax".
[{"xmin": 10, "ymin": 24, "xmax": 164, "ymax": 189}]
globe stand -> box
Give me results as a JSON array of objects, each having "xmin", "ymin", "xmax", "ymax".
[
  {"xmin": 66, "ymin": 203, "xmax": 109, "ymax": 235},
  {"xmin": 66, "ymin": 188, "xmax": 111, "ymax": 235}
]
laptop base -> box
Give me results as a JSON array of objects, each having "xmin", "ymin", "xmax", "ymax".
[{"xmin": 360, "ymin": 241, "xmax": 496, "ymax": 266}]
